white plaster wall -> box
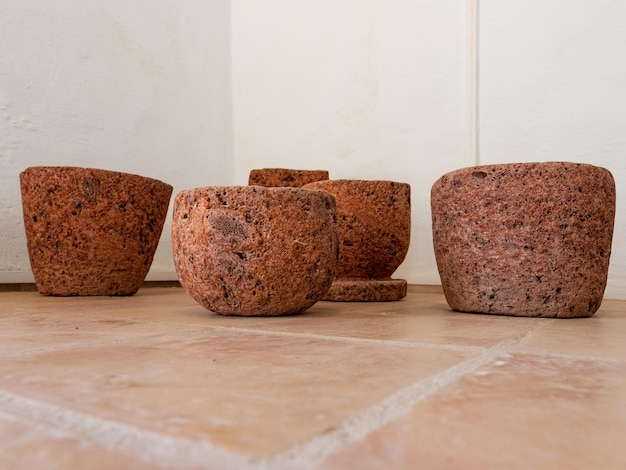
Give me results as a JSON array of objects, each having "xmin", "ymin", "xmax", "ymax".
[
  {"xmin": 232, "ymin": 0, "xmax": 626, "ymax": 299},
  {"xmin": 0, "ymin": 0, "xmax": 233, "ymax": 282},
  {"xmin": 479, "ymin": 0, "xmax": 626, "ymax": 299},
  {"xmin": 3, "ymin": 1, "xmax": 624, "ymax": 300},
  {"xmin": 231, "ymin": 0, "xmax": 470, "ymax": 285}
]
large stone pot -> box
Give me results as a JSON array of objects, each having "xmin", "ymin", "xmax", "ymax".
[
  {"xmin": 248, "ymin": 168, "xmax": 329, "ymax": 187},
  {"xmin": 172, "ymin": 186, "xmax": 338, "ymax": 316},
  {"xmin": 431, "ymin": 162, "xmax": 616, "ymax": 318},
  {"xmin": 303, "ymin": 180, "xmax": 411, "ymax": 301},
  {"xmin": 20, "ymin": 166, "xmax": 172, "ymax": 296}
]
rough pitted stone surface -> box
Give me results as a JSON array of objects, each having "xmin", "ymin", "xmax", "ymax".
[
  {"xmin": 326, "ymin": 279, "xmax": 408, "ymax": 302},
  {"xmin": 172, "ymin": 186, "xmax": 338, "ymax": 316},
  {"xmin": 20, "ymin": 166, "xmax": 172, "ymax": 296},
  {"xmin": 431, "ymin": 162, "xmax": 616, "ymax": 318},
  {"xmin": 248, "ymin": 168, "xmax": 329, "ymax": 187},
  {"xmin": 304, "ymin": 180, "xmax": 411, "ymax": 302}
]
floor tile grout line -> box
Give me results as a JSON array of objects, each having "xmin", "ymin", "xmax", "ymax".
[
  {"xmin": 198, "ymin": 324, "xmax": 489, "ymax": 353},
  {"xmin": 0, "ymin": 389, "xmax": 262, "ymax": 470},
  {"xmin": 0, "ymin": 328, "xmax": 206, "ymax": 358},
  {"xmin": 3, "ymin": 323, "xmax": 489, "ymax": 357},
  {"xmin": 261, "ymin": 321, "xmax": 549, "ymax": 470},
  {"xmin": 4, "ymin": 315, "xmax": 572, "ymax": 361},
  {"xmin": 0, "ymin": 320, "xmax": 579, "ymax": 470},
  {"xmin": 506, "ymin": 349, "xmax": 626, "ymax": 365}
]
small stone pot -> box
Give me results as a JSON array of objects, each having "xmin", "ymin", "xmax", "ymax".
[
  {"xmin": 303, "ymin": 180, "xmax": 411, "ymax": 301},
  {"xmin": 172, "ymin": 186, "xmax": 338, "ymax": 316},
  {"xmin": 248, "ymin": 168, "xmax": 329, "ymax": 187},
  {"xmin": 431, "ymin": 162, "xmax": 616, "ymax": 318},
  {"xmin": 20, "ymin": 166, "xmax": 173, "ymax": 296}
]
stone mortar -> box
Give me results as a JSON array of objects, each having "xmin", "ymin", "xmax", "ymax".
[
  {"xmin": 172, "ymin": 186, "xmax": 338, "ymax": 316},
  {"xmin": 248, "ymin": 168, "xmax": 329, "ymax": 187},
  {"xmin": 431, "ymin": 162, "xmax": 616, "ymax": 318},
  {"xmin": 303, "ymin": 180, "xmax": 411, "ymax": 301},
  {"xmin": 20, "ymin": 166, "xmax": 172, "ymax": 296}
]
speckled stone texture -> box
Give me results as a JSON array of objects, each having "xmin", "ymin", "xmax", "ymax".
[
  {"xmin": 303, "ymin": 180, "xmax": 411, "ymax": 301},
  {"xmin": 431, "ymin": 162, "xmax": 616, "ymax": 318},
  {"xmin": 20, "ymin": 166, "xmax": 172, "ymax": 296},
  {"xmin": 248, "ymin": 168, "xmax": 329, "ymax": 187},
  {"xmin": 172, "ymin": 186, "xmax": 338, "ymax": 316}
]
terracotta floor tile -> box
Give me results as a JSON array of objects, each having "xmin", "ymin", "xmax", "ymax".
[
  {"xmin": 513, "ymin": 299, "xmax": 626, "ymax": 360},
  {"xmin": 0, "ymin": 289, "xmax": 297, "ymax": 357},
  {"xmin": 0, "ymin": 289, "xmax": 192, "ymax": 325},
  {"xmin": 0, "ymin": 296, "xmax": 201, "ymax": 357},
  {"xmin": 0, "ymin": 411, "xmax": 156, "ymax": 470},
  {"xmin": 243, "ymin": 297, "xmax": 541, "ymax": 349},
  {"xmin": 0, "ymin": 328, "xmax": 474, "ymax": 457},
  {"xmin": 2, "ymin": 288, "xmax": 539, "ymax": 350},
  {"xmin": 1, "ymin": 286, "xmax": 624, "ymax": 469},
  {"xmin": 321, "ymin": 353, "xmax": 626, "ymax": 469}
]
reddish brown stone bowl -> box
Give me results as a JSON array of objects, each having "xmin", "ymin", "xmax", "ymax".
[
  {"xmin": 303, "ymin": 180, "xmax": 411, "ymax": 301},
  {"xmin": 20, "ymin": 166, "xmax": 173, "ymax": 296},
  {"xmin": 248, "ymin": 168, "xmax": 329, "ymax": 187},
  {"xmin": 431, "ymin": 162, "xmax": 616, "ymax": 318},
  {"xmin": 172, "ymin": 186, "xmax": 338, "ymax": 316}
]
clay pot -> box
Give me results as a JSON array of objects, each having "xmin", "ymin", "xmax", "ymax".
[
  {"xmin": 303, "ymin": 180, "xmax": 411, "ymax": 301},
  {"xmin": 431, "ymin": 162, "xmax": 616, "ymax": 318},
  {"xmin": 20, "ymin": 166, "xmax": 172, "ymax": 296},
  {"xmin": 248, "ymin": 168, "xmax": 329, "ymax": 187},
  {"xmin": 172, "ymin": 186, "xmax": 338, "ymax": 316}
]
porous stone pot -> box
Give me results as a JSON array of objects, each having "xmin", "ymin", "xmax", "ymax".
[
  {"xmin": 172, "ymin": 186, "xmax": 338, "ymax": 316},
  {"xmin": 303, "ymin": 180, "xmax": 411, "ymax": 301},
  {"xmin": 20, "ymin": 166, "xmax": 172, "ymax": 296},
  {"xmin": 431, "ymin": 162, "xmax": 616, "ymax": 318},
  {"xmin": 248, "ymin": 168, "xmax": 329, "ymax": 187}
]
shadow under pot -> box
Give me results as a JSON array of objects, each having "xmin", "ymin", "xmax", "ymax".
[
  {"xmin": 431, "ymin": 161, "xmax": 616, "ymax": 318},
  {"xmin": 172, "ymin": 186, "xmax": 338, "ymax": 316},
  {"xmin": 248, "ymin": 168, "xmax": 329, "ymax": 187},
  {"xmin": 20, "ymin": 166, "xmax": 173, "ymax": 296},
  {"xmin": 303, "ymin": 180, "xmax": 411, "ymax": 301}
]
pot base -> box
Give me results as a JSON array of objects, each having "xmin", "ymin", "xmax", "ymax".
[{"xmin": 323, "ymin": 278, "xmax": 407, "ymax": 302}]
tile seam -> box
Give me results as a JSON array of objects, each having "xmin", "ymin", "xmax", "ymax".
[
  {"xmin": 0, "ymin": 319, "xmax": 573, "ymax": 470},
  {"xmin": 0, "ymin": 328, "xmax": 205, "ymax": 358},
  {"xmin": 261, "ymin": 321, "xmax": 549, "ymax": 470},
  {"xmin": 3, "ymin": 323, "xmax": 488, "ymax": 357},
  {"xmin": 0, "ymin": 389, "xmax": 261, "ymax": 470},
  {"xmin": 508, "ymin": 349, "xmax": 626, "ymax": 365},
  {"xmin": 187, "ymin": 324, "xmax": 489, "ymax": 353}
]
